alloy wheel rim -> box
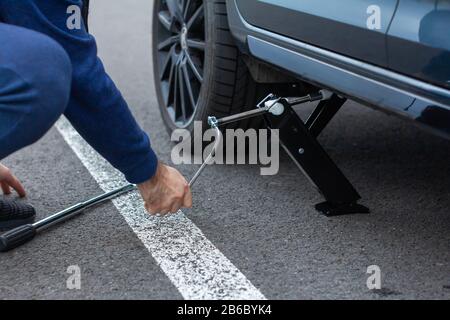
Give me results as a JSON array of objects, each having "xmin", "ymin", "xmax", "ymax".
[{"xmin": 156, "ymin": 0, "xmax": 205, "ymax": 128}]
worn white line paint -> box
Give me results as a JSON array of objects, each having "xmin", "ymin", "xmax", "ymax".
[{"xmin": 55, "ymin": 117, "xmax": 266, "ymax": 300}]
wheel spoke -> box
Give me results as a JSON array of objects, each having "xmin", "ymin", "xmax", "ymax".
[
  {"xmin": 183, "ymin": 0, "xmax": 192, "ymax": 19},
  {"xmin": 185, "ymin": 51, "xmax": 203, "ymax": 83},
  {"xmin": 158, "ymin": 35, "xmax": 180, "ymax": 51},
  {"xmin": 160, "ymin": 45, "xmax": 176, "ymax": 80},
  {"xmin": 182, "ymin": 63, "xmax": 196, "ymax": 110},
  {"xmin": 158, "ymin": 10, "xmax": 172, "ymax": 31},
  {"xmin": 187, "ymin": 4, "xmax": 203, "ymax": 30},
  {"xmin": 178, "ymin": 63, "xmax": 187, "ymax": 121},
  {"xmin": 173, "ymin": 61, "xmax": 180, "ymax": 119},
  {"xmin": 187, "ymin": 39, "xmax": 205, "ymax": 51},
  {"xmin": 166, "ymin": 0, "xmax": 184, "ymax": 22},
  {"xmin": 165, "ymin": 59, "xmax": 177, "ymax": 105},
  {"xmin": 156, "ymin": 0, "xmax": 205, "ymax": 126}
]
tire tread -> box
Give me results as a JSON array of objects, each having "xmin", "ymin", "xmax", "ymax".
[{"xmin": 208, "ymin": 0, "xmax": 261, "ymax": 130}]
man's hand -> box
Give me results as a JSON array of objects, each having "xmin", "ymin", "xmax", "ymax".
[
  {"xmin": 137, "ymin": 162, "xmax": 192, "ymax": 215},
  {"xmin": 0, "ymin": 163, "xmax": 26, "ymax": 197}
]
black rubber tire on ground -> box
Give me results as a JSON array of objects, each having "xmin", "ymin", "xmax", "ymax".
[{"xmin": 152, "ymin": 0, "xmax": 261, "ymax": 136}]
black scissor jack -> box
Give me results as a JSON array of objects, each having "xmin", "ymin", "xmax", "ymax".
[
  {"xmin": 210, "ymin": 90, "xmax": 369, "ymax": 217},
  {"xmin": 259, "ymin": 93, "xmax": 369, "ymax": 216},
  {"xmin": 0, "ymin": 90, "xmax": 368, "ymax": 252}
]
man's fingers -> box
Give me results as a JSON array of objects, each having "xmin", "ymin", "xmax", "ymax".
[
  {"xmin": 158, "ymin": 198, "xmax": 175, "ymax": 216},
  {"xmin": 159, "ymin": 209, "xmax": 170, "ymax": 216},
  {"xmin": 169, "ymin": 200, "xmax": 182, "ymax": 214},
  {"xmin": 145, "ymin": 203, "xmax": 169, "ymax": 216},
  {"xmin": 6, "ymin": 175, "xmax": 26, "ymax": 197},
  {"xmin": 145, "ymin": 188, "xmax": 191, "ymax": 215},
  {"xmin": 0, "ymin": 164, "xmax": 26, "ymax": 197},
  {"xmin": 182, "ymin": 186, "xmax": 193, "ymax": 208},
  {"xmin": 1, "ymin": 181, "xmax": 11, "ymax": 195},
  {"xmin": 145, "ymin": 202, "xmax": 157, "ymax": 215},
  {"xmin": 146, "ymin": 199, "xmax": 182, "ymax": 216}
]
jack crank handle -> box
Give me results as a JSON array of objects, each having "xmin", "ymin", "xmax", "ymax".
[
  {"xmin": 0, "ymin": 184, "xmax": 136, "ymax": 252},
  {"xmin": 2, "ymin": 112, "xmax": 222, "ymax": 252},
  {"xmin": 0, "ymin": 224, "xmax": 37, "ymax": 252},
  {"xmin": 188, "ymin": 122, "xmax": 222, "ymax": 187}
]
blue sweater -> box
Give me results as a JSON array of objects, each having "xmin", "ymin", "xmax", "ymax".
[{"xmin": 0, "ymin": 0, "xmax": 158, "ymax": 184}]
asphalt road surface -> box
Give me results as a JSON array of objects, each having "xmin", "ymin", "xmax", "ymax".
[{"xmin": 0, "ymin": 0, "xmax": 449, "ymax": 300}]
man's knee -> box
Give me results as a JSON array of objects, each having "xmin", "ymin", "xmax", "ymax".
[
  {"xmin": 0, "ymin": 24, "xmax": 72, "ymax": 154},
  {"xmin": 33, "ymin": 34, "xmax": 73, "ymax": 114},
  {"xmin": 0, "ymin": 24, "xmax": 72, "ymax": 122},
  {"xmin": 21, "ymin": 31, "xmax": 72, "ymax": 121}
]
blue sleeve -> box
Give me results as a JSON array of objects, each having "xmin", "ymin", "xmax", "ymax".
[{"xmin": 0, "ymin": 0, "xmax": 159, "ymax": 183}]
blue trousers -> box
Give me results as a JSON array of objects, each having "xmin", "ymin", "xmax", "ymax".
[
  {"xmin": 0, "ymin": 22, "xmax": 72, "ymax": 160},
  {"xmin": 0, "ymin": 1, "xmax": 158, "ymax": 184}
]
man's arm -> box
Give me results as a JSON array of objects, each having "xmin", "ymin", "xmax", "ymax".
[
  {"xmin": 1, "ymin": 0, "xmax": 157, "ymax": 182},
  {"xmin": 0, "ymin": 0, "xmax": 192, "ymax": 214}
]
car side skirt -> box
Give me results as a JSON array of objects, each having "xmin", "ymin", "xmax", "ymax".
[{"xmin": 226, "ymin": 0, "xmax": 450, "ymax": 140}]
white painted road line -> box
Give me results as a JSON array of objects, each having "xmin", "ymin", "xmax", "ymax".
[{"xmin": 55, "ymin": 117, "xmax": 266, "ymax": 300}]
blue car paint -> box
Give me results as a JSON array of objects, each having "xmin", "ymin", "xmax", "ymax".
[
  {"xmin": 247, "ymin": 36, "xmax": 415, "ymax": 117},
  {"xmin": 235, "ymin": 0, "xmax": 398, "ymax": 67},
  {"xmin": 226, "ymin": 0, "xmax": 450, "ymax": 139},
  {"xmin": 388, "ymin": 1, "xmax": 450, "ymax": 89}
]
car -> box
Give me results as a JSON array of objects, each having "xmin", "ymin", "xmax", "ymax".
[
  {"xmin": 151, "ymin": 0, "xmax": 450, "ymax": 214},
  {"xmin": 152, "ymin": 0, "xmax": 450, "ymax": 139}
]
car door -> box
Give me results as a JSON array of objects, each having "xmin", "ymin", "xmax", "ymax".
[
  {"xmin": 235, "ymin": 0, "xmax": 399, "ymax": 67},
  {"xmin": 387, "ymin": 0, "xmax": 450, "ymax": 89}
]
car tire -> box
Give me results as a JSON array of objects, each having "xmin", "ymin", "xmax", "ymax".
[{"xmin": 152, "ymin": 0, "xmax": 262, "ymax": 137}]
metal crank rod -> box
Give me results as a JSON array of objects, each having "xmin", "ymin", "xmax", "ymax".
[
  {"xmin": 0, "ymin": 124, "xmax": 224, "ymax": 252},
  {"xmin": 0, "ymin": 185, "xmax": 137, "ymax": 252},
  {"xmin": 212, "ymin": 91, "xmax": 327, "ymax": 127},
  {"xmin": 0, "ymin": 89, "xmax": 365, "ymax": 252}
]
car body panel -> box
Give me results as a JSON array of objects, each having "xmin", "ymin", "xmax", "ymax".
[
  {"xmin": 387, "ymin": 0, "xmax": 450, "ymax": 89},
  {"xmin": 247, "ymin": 36, "xmax": 415, "ymax": 116},
  {"xmin": 225, "ymin": 0, "xmax": 450, "ymax": 139},
  {"xmin": 236, "ymin": 0, "xmax": 398, "ymax": 67}
]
